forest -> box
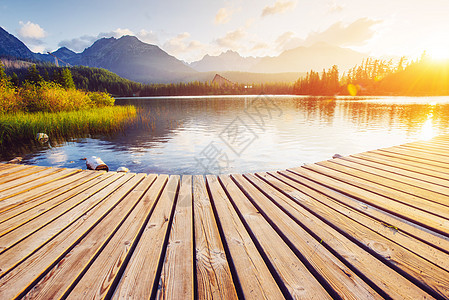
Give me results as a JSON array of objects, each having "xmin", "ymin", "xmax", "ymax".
[
  {"xmin": 293, "ymin": 53, "xmax": 449, "ymax": 96},
  {"xmin": 3, "ymin": 52, "xmax": 449, "ymax": 97}
]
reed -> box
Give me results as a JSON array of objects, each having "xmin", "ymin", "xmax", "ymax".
[{"xmin": 0, "ymin": 106, "xmax": 137, "ymax": 147}]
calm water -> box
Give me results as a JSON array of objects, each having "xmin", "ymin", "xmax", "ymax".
[{"xmin": 6, "ymin": 95, "xmax": 449, "ymax": 175}]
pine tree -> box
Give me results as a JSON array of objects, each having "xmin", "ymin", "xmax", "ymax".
[{"xmin": 26, "ymin": 65, "xmax": 43, "ymax": 85}]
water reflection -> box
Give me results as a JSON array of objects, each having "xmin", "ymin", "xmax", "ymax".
[{"xmin": 5, "ymin": 96, "xmax": 449, "ymax": 175}]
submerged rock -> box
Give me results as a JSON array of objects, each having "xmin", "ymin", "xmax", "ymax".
[{"xmin": 86, "ymin": 156, "xmax": 109, "ymax": 171}]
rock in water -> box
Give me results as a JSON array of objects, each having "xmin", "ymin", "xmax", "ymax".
[
  {"xmin": 36, "ymin": 133, "xmax": 49, "ymax": 143},
  {"xmin": 8, "ymin": 157, "xmax": 22, "ymax": 164},
  {"xmin": 117, "ymin": 167, "xmax": 129, "ymax": 173},
  {"xmin": 86, "ymin": 156, "xmax": 109, "ymax": 171}
]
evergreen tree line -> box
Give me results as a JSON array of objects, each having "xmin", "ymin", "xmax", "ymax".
[
  {"xmin": 293, "ymin": 54, "xmax": 449, "ymax": 96},
  {"xmin": 4, "ymin": 61, "xmax": 294, "ymax": 96}
]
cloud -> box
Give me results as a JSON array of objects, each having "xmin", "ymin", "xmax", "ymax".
[
  {"xmin": 261, "ymin": 1, "xmax": 296, "ymax": 17},
  {"xmin": 98, "ymin": 28, "xmax": 134, "ymax": 39},
  {"xmin": 18, "ymin": 21, "xmax": 46, "ymax": 39},
  {"xmin": 327, "ymin": 0, "xmax": 344, "ymax": 13},
  {"xmin": 304, "ymin": 18, "xmax": 382, "ymax": 46},
  {"xmin": 162, "ymin": 32, "xmax": 207, "ymax": 61},
  {"xmin": 215, "ymin": 7, "xmax": 233, "ymax": 24},
  {"xmin": 216, "ymin": 28, "xmax": 246, "ymax": 49},
  {"xmin": 276, "ymin": 31, "xmax": 304, "ymax": 51},
  {"xmin": 17, "ymin": 21, "xmax": 48, "ymax": 53},
  {"xmin": 58, "ymin": 28, "xmax": 159, "ymax": 52},
  {"xmin": 136, "ymin": 29, "xmax": 158, "ymax": 44},
  {"xmin": 58, "ymin": 35, "xmax": 96, "ymax": 52}
]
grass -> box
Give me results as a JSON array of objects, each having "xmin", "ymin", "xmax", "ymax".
[{"xmin": 0, "ymin": 106, "xmax": 137, "ymax": 147}]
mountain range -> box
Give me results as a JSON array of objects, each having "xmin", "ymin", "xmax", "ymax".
[{"xmin": 0, "ymin": 26, "xmax": 367, "ymax": 83}]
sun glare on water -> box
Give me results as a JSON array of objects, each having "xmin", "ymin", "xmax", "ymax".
[{"xmin": 419, "ymin": 113, "xmax": 436, "ymax": 141}]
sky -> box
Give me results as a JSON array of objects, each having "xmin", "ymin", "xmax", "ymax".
[{"xmin": 1, "ymin": 0, "xmax": 449, "ymax": 62}]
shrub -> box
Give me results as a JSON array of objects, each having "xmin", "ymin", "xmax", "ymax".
[{"xmin": 88, "ymin": 91, "xmax": 115, "ymax": 107}]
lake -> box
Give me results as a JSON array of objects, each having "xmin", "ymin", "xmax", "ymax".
[{"xmin": 7, "ymin": 95, "xmax": 449, "ymax": 175}]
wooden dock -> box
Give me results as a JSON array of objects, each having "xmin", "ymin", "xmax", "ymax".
[{"xmin": 1, "ymin": 136, "xmax": 449, "ymax": 299}]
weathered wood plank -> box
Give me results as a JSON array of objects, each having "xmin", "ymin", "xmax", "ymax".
[
  {"xmin": 0, "ymin": 165, "xmax": 45, "ymax": 184},
  {"xmin": 0, "ymin": 173, "xmax": 141, "ymax": 299},
  {"xmin": 0, "ymin": 168, "xmax": 80, "ymax": 201},
  {"xmin": 269, "ymin": 171, "xmax": 449, "ymax": 272},
  {"xmin": 365, "ymin": 150, "xmax": 449, "ymax": 175},
  {"xmin": 233, "ymin": 173, "xmax": 381, "ymax": 299},
  {"xmin": 338, "ymin": 156, "xmax": 449, "ymax": 195},
  {"xmin": 24, "ymin": 175, "xmax": 157, "ymax": 299},
  {"xmin": 219, "ymin": 175, "xmax": 331, "ymax": 299},
  {"xmin": 381, "ymin": 147, "xmax": 449, "ymax": 165},
  {"xmin": 291, "ymin": 166, "xmax": 449, "ymax": 236},
  {"xmin": 0, "ymin": 171, "xmax": 104, "ymax": 234},
  {"xmin": 262, "ymin": 172, "xmax": 449, "ymax": 298},
  {"xmin": 0, "ymin": 170, "xmax": 107, "ymax": 222},
  {"xmin": 192, "ymin": 175, "xmax": 238, "ymax": 300},
  {"xmin": 156, "ymin": 175, "xmax": 194, "ymax": 300},
  {"xmin": 278, "ymin": 169, "xmax": 449, "ymax": 257},
  {"xmin": 352, "ymin": 152, "xmax": 449, "ymax": 181},
  {"xmin": 317, "ymin": 160, "xmax": 449, "ymax": 213},
  {"xmin": 66, "ymin": 174, "xmax": 164, "ymax": 300},
  {"xmin": 0, "ymin": 173, "xmax": 130, "ymax": 276},
  {"xmin": 0, "ymin": 163, "xmax": 20, "ymax": 172},
  {"xmin": 0, "ymin": 167, "xmax": 67, "ymax": 193},
  {"xmin": 206, "ymin": 175, "xmax": 283, "ymax": 300},
  {"xmin": 400, "ymin": 144, "xmax": 449, "ymax": 156},
  {"xmin": 112, "ymin": 175, "xmax": 178, "ymax": 299},
  {"xmin": 0, "ymin": 173, "xmax": 128, "ymax": 253}
]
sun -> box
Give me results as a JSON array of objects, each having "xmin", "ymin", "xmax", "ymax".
[
  {"xmin": 426, "ymin": 42, "xmax": 449, "ymax": 61},
  {"xmin": 428, "ymin": 48, "xmax": 449, "ymax": 61}
]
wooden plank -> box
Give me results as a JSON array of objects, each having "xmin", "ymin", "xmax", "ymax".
[
  {"xmin": 0, "ymin": 170, "xmax": 106, "ymax": 220},
  {"xmin": 338, "ymin": 156, "xmax": 449, "ymax": 196},
  {"xmin": 0, "ymin": 171, "xmax": 105, "ymax": 234},
  {"xmin": 111, "ymin": 175, "xmax": 178, "ymax": 299},
  {"xmin": 0, "ymin": 163, "xmax": 19, "ymax": 172},
  {"xmin": 316, "ymin": 160, "xmax": 449, "ymax": 214},
  {"xmin": 0, "ymin": 166, "xmax": 63, "ymax": 193},
  {"xmin": 352, "ymin": 152, "xmax": 449, "ymax": 181},
  {"xmin": 0, "ymin": 173, "xmax": 128, "ymax": 253},
  {"xmin": 192, "ymin": 175, "xmax": 238, "ymax": 300},
  {"xmin": 365, "ymin": 150, "xmax": 449, "ymax": 175},
  {"xmin": 400, "ymin": 144, "xmax": 449, "ymax": 156},
  {"xmin": 278, "ymin": 169, "xmax": 449, "ymax": 257},
  {"xmin": 24, "ymin": 174, "xmax": 157, "ymax": 299},
  {"xmin": 219, "ymin": 175, "xmax": 331, "ymax": 299},
  {"xmin": 0, "ymin": 173, "xmax": 130, "ymax": 276},
  {"xmin": 233, "ymin": 173, "xmax": 381, "ymax": 299},
  {"xmin": 405, "ymin": 140, "xmax": 449, "ymax": 152},
  {"xmin": 381, "ymin": 147, "xmax": 449, "ymax": 165},
  {"xmin": 206, "ymin": 175, "xmax": 284, "ymax": 300},
  {"xmin": 0, "ymin": 168, "xmax": 80, "ymax": 201},
  {"xmin": 261, "ymin": 172, "xmax": 447, "ymax": 298},
  {"xmin": 66, "ymin": 174, "xmax": 164, "ymax": 299},
  {"xmin": 0, "ymin": 165, "xmax": 41, "ymax": 182},
  {"xmin": 156, "ymin": 175, "xmax": 194, "ymax": 300},
  {"xmin": 293, "ymin": 165, "xmax": 449, "ymax": 236},
  {"xmin": 0, "ymin": 164, "xmax": 38, "ymax": 180},
  {"xmin": 266, "ymin": 171, "xmax": 449, "ymax": 273},
  {"xmin": 0, "ymin": 173, "xmax": 142, "ymax": 299}
]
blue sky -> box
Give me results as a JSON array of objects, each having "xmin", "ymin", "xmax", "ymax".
[{"xmin": 1, "ymin": 0, "xmax": 449, "ymax": 62}]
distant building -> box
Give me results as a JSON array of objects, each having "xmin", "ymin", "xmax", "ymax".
[{"xmin": 212, "ymin": 74, "xmax": 234, "ymax": 87}]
